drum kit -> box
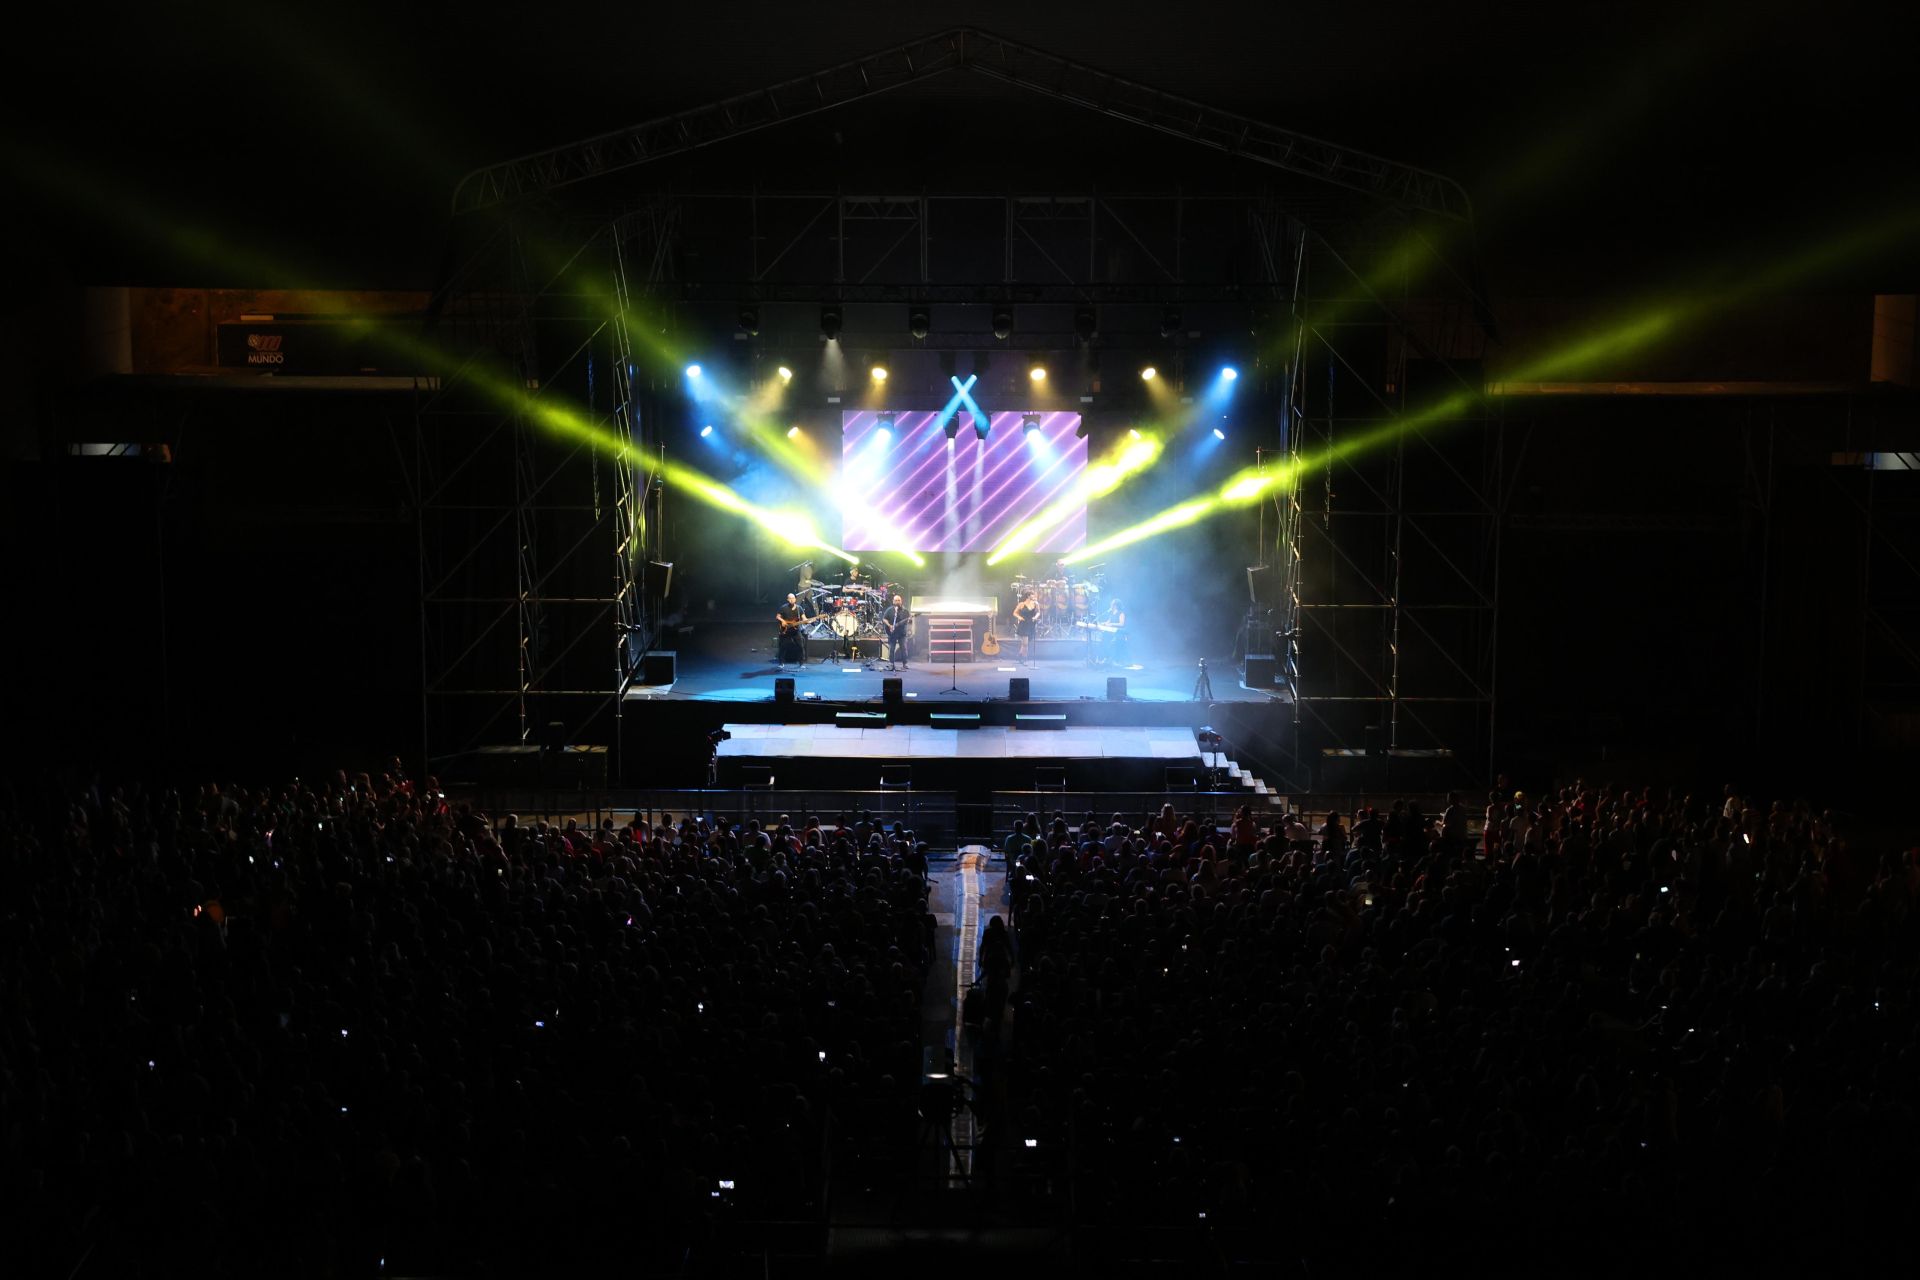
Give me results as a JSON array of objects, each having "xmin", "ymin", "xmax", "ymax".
[
  {"xmin": 1010, "ymin": 565, "xmax": 1106, "ymax": 639},
  {"xmin": 797, "ymin": 566, "xmax": 892, "ymax": 642}
]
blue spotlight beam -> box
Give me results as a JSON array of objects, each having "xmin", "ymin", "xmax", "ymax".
[
  {"xmin": 935, "ymin": 374, "xmax": 978, "ymax": 428},
  {"xmin": 951, "ymin": 375, "xmax": 990, "ymax": 436},
  {"xmin": 1202, "ymin": 364, "xmax": 1241, "ymax": 412}
]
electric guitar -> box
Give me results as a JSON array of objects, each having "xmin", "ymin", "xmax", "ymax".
[{"xmin": 777, "ymin": 613, "xmax": 820, "ymax": 632}]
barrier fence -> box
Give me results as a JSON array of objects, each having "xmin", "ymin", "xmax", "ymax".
[{"xmin": 464, "ymin": 787, "xmax": 1486, "ymax": 841}]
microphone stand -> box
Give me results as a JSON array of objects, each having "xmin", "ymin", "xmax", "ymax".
[{"xmin": 942, "ymin": 618, "xmax": 965, "ymax": 695}]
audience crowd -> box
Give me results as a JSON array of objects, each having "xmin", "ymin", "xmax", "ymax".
[
  {"xmin": 0, "ymin": 768, "xmax": 932, "ymax": 1277},
  {"xmin": 994, "ymin": 786, "xmax": 1920, "ymax": 1272},
  {"xmin": 8, "ymin": 764, "xmax": 1918, "ymax": 1275}
]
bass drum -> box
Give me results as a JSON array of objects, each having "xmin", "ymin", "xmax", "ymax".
[{"xmin": 830, "ymin": 609, "xmax": 861, "ymax": 639}]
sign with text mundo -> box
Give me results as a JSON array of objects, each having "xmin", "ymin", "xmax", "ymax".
[
  {"xmin": 215, "ymin": 321, "xmax": 395, "ymax": 375},
  {"xmin": 839, "ymin": 410, "xmax": 1086, "ymax": 554}
]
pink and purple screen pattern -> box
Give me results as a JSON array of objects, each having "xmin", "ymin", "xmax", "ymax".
[{"xmin": 838, "ymin": 410, "xmax": 1087, "ymax": 553}]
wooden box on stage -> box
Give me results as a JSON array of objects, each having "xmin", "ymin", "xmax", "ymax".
[{"xmin": 909, "ymin": 596, "xmax": 998, "ymax": 661}]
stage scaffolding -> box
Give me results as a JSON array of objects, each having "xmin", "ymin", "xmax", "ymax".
[
  {"xmin": 1273, "ymin": 217, "xmax": 1501, "ymax": 788},
  {"xmin": 420, "ymin": 24, "xmax": 1508, "ymax": 790},
  {"xmin": 413, "ymin": 206, "xmax": 674, "ymax": 777},
  {"xmin": 412, "ymin": 185, "xmax": 1513, "ymax": 790}
]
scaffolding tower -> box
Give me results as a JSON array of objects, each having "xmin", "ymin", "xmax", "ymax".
[
  {"xmin": 1275, "ymin": 217, "xmax": 1501, "ymax": 787},
  {"xmin": 413, "ymin": 207, "xmax": 673, "ymax": 778}
]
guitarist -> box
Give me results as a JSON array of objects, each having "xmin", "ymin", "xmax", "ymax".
[
  {"xmin": 881, "ymin": 594, "xmax": 912, "ymax": 667},
  {"xmin": 1012, "ymin": 589, "xmax": 1040, "ymax": 663},
  {"xmin": 775, "ymin": 593, "xmax": 810, "ymax": 667}
]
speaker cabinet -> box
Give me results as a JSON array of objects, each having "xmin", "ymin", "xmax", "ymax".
[
  {"xmin": 1009, "ymin": 677, "xmax": 1030, "ymax": 701},
  {"xmin": 1106, "ymin": 677, "xmax": 1128, "ymax": 700},
  {"xmin": 774, "ymin": 677, "xmax": 795, "ymax": 703}
]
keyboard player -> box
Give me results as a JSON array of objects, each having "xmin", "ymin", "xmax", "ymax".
[
  {"xmin": 1107, "ymin": 600, "xmax": 1130, "ymax": 664},
  {"xmin": 1093, "ymin": 598, "xmax": 1128, "ymax": 666}
]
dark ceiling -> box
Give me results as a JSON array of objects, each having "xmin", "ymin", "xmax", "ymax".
[{"xmin": 3, "ymin": 0, "xmax": 1916, "ymax": 296}]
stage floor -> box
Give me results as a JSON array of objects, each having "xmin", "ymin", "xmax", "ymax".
[
  {"xmin": 631, "ymin": 624, "xmax": 1284, "ymax": 706},
  {"xmin": 716, "ymin": 722, "xmax": 1206, "ymax": 761}
]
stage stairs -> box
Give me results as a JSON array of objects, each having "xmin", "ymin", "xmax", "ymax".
[{"xmin": 1219, "ymin": 755, "xmax": 1286, "ymax": 809}]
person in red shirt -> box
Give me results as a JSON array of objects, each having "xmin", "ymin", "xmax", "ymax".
[{"xmin": 1230, "ymin": 805, "xmax": 1260, "ymax": 852}]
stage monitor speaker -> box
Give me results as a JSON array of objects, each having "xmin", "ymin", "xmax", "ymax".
[
  {"xmin": 882, "ymin": 677, "xmax": 903, "ymax": 705},
  {"xmin": 539, "ymin": 720, "xmax": 567, "ymax": 751},
  {"xmin": 774, "ymin": 677, "xmax": 795, "ymax": 703},
  {"xmin": 1106, "ymin": 677, "xmax": 1128, "ymax": 701},
  {"xmin": 640, "ymin": 650, "xmax": 677, "ymax": 685},
  {"xmin": 1244, "ymin": 653, "xmax": 1277, "ymax": 688},
  {"xmin": 1009, "ymin": 677, "xmax": 1030, "ymax": 701}
]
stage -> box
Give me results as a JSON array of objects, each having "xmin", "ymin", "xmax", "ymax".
[
  {"xmin": 625, "ymin": 621, "xmax": 1286, "ymax": 707},
  {"xmin": 710, "ymin": 721, "xmax": 1222, "ymax": 796},
  {"xmin": 717, "ymin": 722, "xmax": 1208, "ymax": 762}
]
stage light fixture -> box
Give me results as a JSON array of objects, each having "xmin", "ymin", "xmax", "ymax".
[
  {"xmin": 1140, "ymin": 365, "xmax": 1158, "ymax": 381},
  {"xmin": 877, "ymin": 414, "xmax": 895, "ymax": 437},
  {"xmin": 1022, "ymin": 413, "xmax": 1041, "ymax": 435},
  {"xmin": 870, "ymin": 364, "xmax": 888, "ymax": 383},
  {"xmin": 737, "ymin": 305, "xmax": 760, "ymax": 336},
  {"xmin": 1213, "ymin": 427, "xmax": 1227, "ymax": 440},
  {"xmin": 1074, "ymin": 420, "xmax": 1089, "ymax": 439},
  {"xmin": 1128, "ymin": 427, "xmax": 1142, "ymax": 439},
  {"xmin": 909, "ymin": 304, "xmax": 931, "ymax": 340},
  {"xmin": 777, "ymin": 365, "xmax": 794, "ymax": 382},
  {"xmin": 787, "ymin": 425, "xmax": 802, "ymax": 439},
  {"xmin": 1028, "ymin": 362, "xmax": 1047, "ymax": 383},
  {"xmin": 699, "ymin": 424, "xmax": 714, "ymax": 438},
  {"xmin": 685, "ymin": 363, "xmax": 703, "ymax": 379},
  {"xmin": 820, "ymin": 306, "xmax": 842, "ymax": 341},
  {"xmin": 1220, "ymin": 366, "xmax": 1239, "ymax": 381},
  {"xmin": 944, "ymin": 418, "xmax": 961, "ymax": 442},
  {"xmin": 991, "ymin": 306, "xmax": 1014, "ymax": 341},
  {"xmin": 1074, "ymin": 306, "xmax": 1097, "ymax": 343},
  {"xmin": 975, "ymin": 414, "xmax": 992, "ymax": 441},
  {"xmin": 1160, "ymin": 307, "xmax": 1182, "ymax": 338}
]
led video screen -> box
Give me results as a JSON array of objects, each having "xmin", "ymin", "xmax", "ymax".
[{"xmin": 838, "ymin": 410, "xmax": 1086, "ymax": 553}]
